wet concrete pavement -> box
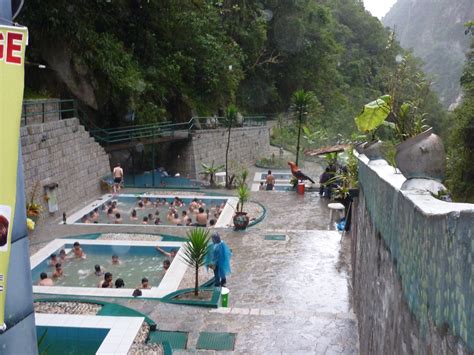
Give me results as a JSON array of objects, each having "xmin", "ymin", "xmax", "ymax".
[{"xmin": 29, "ymin": 157, "xmax": 359, "ymax": 353}]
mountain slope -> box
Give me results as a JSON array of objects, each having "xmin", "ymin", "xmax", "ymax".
[{"xmin": 383, "ymin": 0, "xmax": 473, "ymax": 108}]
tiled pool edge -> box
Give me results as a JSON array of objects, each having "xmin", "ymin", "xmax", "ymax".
[
  {"xmin": 35, "ymin": 313, "xmax": 144, "ymax": 354},
  {"xmin": 31, "ymin": 239, "xmax": 186, "ymax": 299}
]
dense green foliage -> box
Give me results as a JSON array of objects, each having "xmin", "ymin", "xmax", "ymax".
[
  {"xmin": 20, "ymin": 0, "xmax": 446, "ymax": 137},
  {"xmin": 447, "ymin": 36, "xmax": 474, "ymax": 202}
]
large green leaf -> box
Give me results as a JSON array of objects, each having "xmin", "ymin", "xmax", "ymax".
[{"xmin": 354, "ymin": 95, "xmax": 392, "ymax": 133}]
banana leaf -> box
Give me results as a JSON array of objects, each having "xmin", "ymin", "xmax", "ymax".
[{"xmin": 354, "ymin": 95, "xmax": 392, "ymax": 133}]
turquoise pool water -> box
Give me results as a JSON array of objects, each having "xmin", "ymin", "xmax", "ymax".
[
  {"xmin": 261, "ymin": 173, "xmax": 293, "ymax": 180},
  {"xmin": 32, "ymin": 244, "xmax": 174, "ymax": 288},
  {"xmin": 37, "ymin": 326, "xmax": 108, "ymax": 355},
  {"xmin": 74, "ymin": 195, "xmax": 228, "ymax": 226}
]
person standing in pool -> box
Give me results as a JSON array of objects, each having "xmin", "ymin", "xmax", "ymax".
[
  {"xmin": 112, "ymin": 163, "xmax": 124, "ymax": 194},
  {"xmin": 52, "ymin": 263, "xmax": 64, "ymax": 279},
  {"xmin": 196, "ymin": 207, "xmax": 208, "ymax": 227},
  {"xmin": 73, "ymin": 242, "xmax": 86, "ymax": 259},
  {"xmin": 38, "ymin": 272, "xmax": 54, "ymax": 286},
  {"xmin": 208, "ymin": 233, "xmax": 232, "ymax": 287},
  {"xmin": 115, "ymin": 278, "xmax": 125, "ymax": 288},
  {"xmin": 99, "ymin": 272, "xmax": 113, "ymax": 288},
  {"xmin": 156, "ymin": 247, "xmax": 177, "ymax": 260},
  {"xmin": 265, "ymin": 170, "xmax": 275, "ymax": 191}
]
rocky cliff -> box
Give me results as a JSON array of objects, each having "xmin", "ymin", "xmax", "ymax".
[{"xmin": 383, "ymin": 0, "xmax": 473, "ymax": 108}]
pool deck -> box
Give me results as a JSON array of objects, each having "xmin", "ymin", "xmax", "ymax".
[{"xmin": 29, "ymin": 156, "xmax": 360, "ymax": 353}]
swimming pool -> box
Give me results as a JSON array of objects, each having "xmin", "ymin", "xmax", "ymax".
[
  {"xmin": 31, "ymin": 239, "xmax": 187, "ymax": 299},
  {"xmin": 66, "ymin": 193, "xmax": 237, "ymax": 228}
]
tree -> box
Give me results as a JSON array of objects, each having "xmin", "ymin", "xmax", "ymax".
[
  {"xmin": 181, "ymin": 228, "xmax": 211, "ymax": 296},
  {"xmin": 224, "ymin": 104, "xmax": 238, "ymax": 188},
  {"xmin": 291, "ymin": 90, "xmax": 316, "ymax": 165},
  {"xmin": 201, "ymin": 162, "xmax": 224, "ymax": 187}
]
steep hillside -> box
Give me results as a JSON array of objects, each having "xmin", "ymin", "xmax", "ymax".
[{"xmin": 383, "ymin": 0, "xmax": 473, "ymax": 108}]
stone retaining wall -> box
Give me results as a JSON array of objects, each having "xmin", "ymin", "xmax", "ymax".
[
  {"xmin": 21, "ymin": 118, "xmax": 110, "ymax": 219},
  {"xmin": 21, "ymin": 99, "xmax": 62, "ymax": 126},
  {"xmin": 168, "ymin": 126, "xmax": 270, "ymax": 178},
  {"xmin": 352, "ymin": 156, "xmax": 473, "ymax": 354}
]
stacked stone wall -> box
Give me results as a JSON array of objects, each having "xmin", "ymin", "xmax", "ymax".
[
  {"xmin": 21, "ymin": 99, "xmax": 62, "ymax": 126},
  {"xmin": 21, "ymin": 118, "xmax": 110, "ymax": 219},
  {"xmin": 352, "ymin": 156, "xmax": 473, "ymax": 354},
  {"xmin": 169, "ymin": 126, "xmax": 270, "ymax": 178}
]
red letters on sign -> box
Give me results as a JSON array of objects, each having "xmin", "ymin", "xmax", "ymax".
[
  {"xmin": 0, "ymin": 32, "xmax": 4, "ymax": 61},
  {"xmin": 6, "ymin": 32, "xmax": 23, "ymax": 64},
  {"xmin": 0, "ymin": 31, "xmax": 23, "ymax": 64}
]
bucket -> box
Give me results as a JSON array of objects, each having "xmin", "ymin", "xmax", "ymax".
[
  {"xmin": 297, "ymin": 182, "xmax": 305, "ymax": 195},
  {"xmin": 221, "ymin": 287, "xmax": 230, "ymax": 307}
]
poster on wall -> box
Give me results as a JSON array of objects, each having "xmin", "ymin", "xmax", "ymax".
[{"xmin": 0, "ymin": 24, "xmax": 28, "ymax": 332}]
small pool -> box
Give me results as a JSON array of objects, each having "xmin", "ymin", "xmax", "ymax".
[
  {"xmin": 67, "ymin": 193, "xmax": 237, "ymax": 228},
  {"xmin": 32, "ymin": 244, "xmax": 171, "ymax": 289},
  {"xmin": 31, "ymin": 239, "xmax": 187, "ymax": 299},
  {"xmin": 37, "ymin": 326, "xmax": 108, "ymax": 355}
]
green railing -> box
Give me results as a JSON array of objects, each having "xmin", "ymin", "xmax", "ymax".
[
  {"xmin": 21, "ymin": 99, "xmax": 268, "ymax": 145},
  {"xmin": 21, "ymin": 99, "xmax": 77, "ymax": 126},
  {"xmin": 89, "ymin": 119, "xmax": 195, "ymax": 145},
  {"xmin": 193, "ymin": 115, "xmax": 267, "ymax": 128}
]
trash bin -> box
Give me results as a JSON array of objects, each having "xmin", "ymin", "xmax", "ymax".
[
  {"xmin": 221, "ymin": 287, "xmax": 230, "ymax": 307},
  {"xmin": 297, "ymin": 182, "xmax": 305, "ymax": 195}
]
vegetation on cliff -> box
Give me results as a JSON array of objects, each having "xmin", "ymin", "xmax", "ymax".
[{"xmin": 19, "ymin": 0, "xmax": 445, "ymax": 135}]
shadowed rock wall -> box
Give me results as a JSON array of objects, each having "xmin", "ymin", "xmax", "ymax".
[{"xmin": 352, "ymin": 156, "xmax": 473, "ymax": 354}]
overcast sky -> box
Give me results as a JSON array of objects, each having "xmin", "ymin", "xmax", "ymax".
[{"xmin": 363, "ymin": 0, "xmax": 397, "ymax": 19}]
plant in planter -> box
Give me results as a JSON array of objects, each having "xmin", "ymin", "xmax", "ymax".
[
  {"xmin": 26, "ymin": 181, "xmax": 43, "ymax": 222},
  {"xmin": 181, "ymin": 228, "xmax": 211, "ymax": 296},
  {"xmin": 233, "ymin": 182, "xmax": 251, "ymax": 230},
  {"xmin": 354, "ymin": 95, "xmax": 392, "ymax": 160},
  {"xmin": 200, "ymin": 161, "xmax": 224, "ymax": 187}
]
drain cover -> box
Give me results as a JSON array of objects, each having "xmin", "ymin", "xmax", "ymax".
[
  {"xmin": 148, "ymin": 331, "xmax": 188, "ymax": 349},
  {"xmin": 196, "ymin": 331, "xmax": 236, "ymax": 351},
  {"xmin": 264, "ymin": 234, "xmax": 286, "ymax": 241}
]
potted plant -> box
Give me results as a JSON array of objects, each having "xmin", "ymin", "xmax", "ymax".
[
  {"xmin": 200, "ymin": 161, "xmax": 224, "ymax": 187},
  {"xmin": 26, "ymin": 182, "xmax": 43, "ymax": 222},
  {"xmin": 181, "ymin": 228, "xmax": 211, "ymax": 296},
  {"xmin": 387, "ymin": 55, "xmax": 446, "ymax": 182},
  {"xmin": 233, "ymin": 184, "xmax": 251, "ymax": 230},
  {"xmin": 354, "ymin": 95, "xmax": 392, "ymax": 160}
]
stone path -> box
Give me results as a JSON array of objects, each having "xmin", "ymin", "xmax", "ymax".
[{"xmin": 29, "ymin": 155, "xmax": 359, "ymax": 354}]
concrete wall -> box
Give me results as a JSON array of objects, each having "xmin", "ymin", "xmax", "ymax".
[
  {"xmin": 21, "ymin": 118, "xmax": 110, "ymax": 220},
  {"xmin": 166, "ymin": 126, "xmax": 270, "ymax": 179},
  {"xmin": 352, "ymin": 156, "xmax": 473, "ymax": 354}
]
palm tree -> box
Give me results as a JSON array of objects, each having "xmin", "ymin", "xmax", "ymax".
[
  {"xmin": 224, "ymin": 104, "xmax": 238, "ymax": 188},
  {"xmin": 201, "ymin": 161, "xmax": 224, "ymax": 187},
  {"xmin": 181, "ymin": 228, "xmax": 211, "ymax": 296},
  {"xmin": 291, "ymin": 90, "xmax": 316, "ymax": 165}
]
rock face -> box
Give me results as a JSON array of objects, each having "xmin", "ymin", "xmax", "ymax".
[{"xmin": 383, "ymin": 0, "xmax": 473, "ymax": 108}]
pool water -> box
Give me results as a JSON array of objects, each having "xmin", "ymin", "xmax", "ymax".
[
  {"xmin": 32, "ymin": 245, "xmax": 172, "ymax": 288},
  {"xmin": 75, "ymin": 195, "xmax": 228, "ymax": 226},
  {"xmin": 37, "ymin": 326, "xmax": 108, "ymax": 355}
]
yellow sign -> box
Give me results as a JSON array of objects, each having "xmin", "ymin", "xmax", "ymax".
[{"xmin": 0, "ymin": 24, "xmax": 28, "ymax": 332}]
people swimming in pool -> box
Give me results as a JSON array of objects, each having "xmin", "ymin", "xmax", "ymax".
[
  {"xmin": 52, "ymin": 263, "xmax": 63, "ymax": 278},
  {"xmin": 111, "ymin": 255, "xmax": 122, "ymax": 265},
  {"xmin": 156, "ymin": 247, "xmax": 178, "ymax": 260},
  {"xmin": 59, "ymin": 249, "xmax": 68, "ymax": 262},
  {"xmin": 163, "ymin": 259, "xmax": 171, "ymax": 272},
  {"xmin": 142, "ymin": 216, "xmax": 149, "ymax": 225},
  {"xmin": 195, "ymin": 207, "xmax": 208, "ymax": 227},
  {"xmin": 182, "ymin": 210, "xmax": 192, "ymax": 226},
  {"xmin": 130, "ymin": 209, "xmax": 138, "ymax": 221},
  {"xmin": 94, "ymin": 264, "xmax": 105, "ymax": 276},
  {"xmin": 49, "ymin": 253, "xmax": 58, "ymax": 266},
  {"xmin": 141, "ymin": 277, "xmax": 150, "ymax": 289},
  {"xmin": 114, "ymin": 213, "xmax": 123, "ymax": 224},
  {"xmin": 115, "ymin": 278, "xmax": 125, "ymax": 288},
  {"xmin": 38, "ymin": 272, "xmax": 54, "ymax": 286},
  {"xmin": 73, "ymin": 241, "xmax": 86, "ymax": 259},
  {"xmin": 99, "ymin": 272, "xmax": 113, "ymax": 288}
]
